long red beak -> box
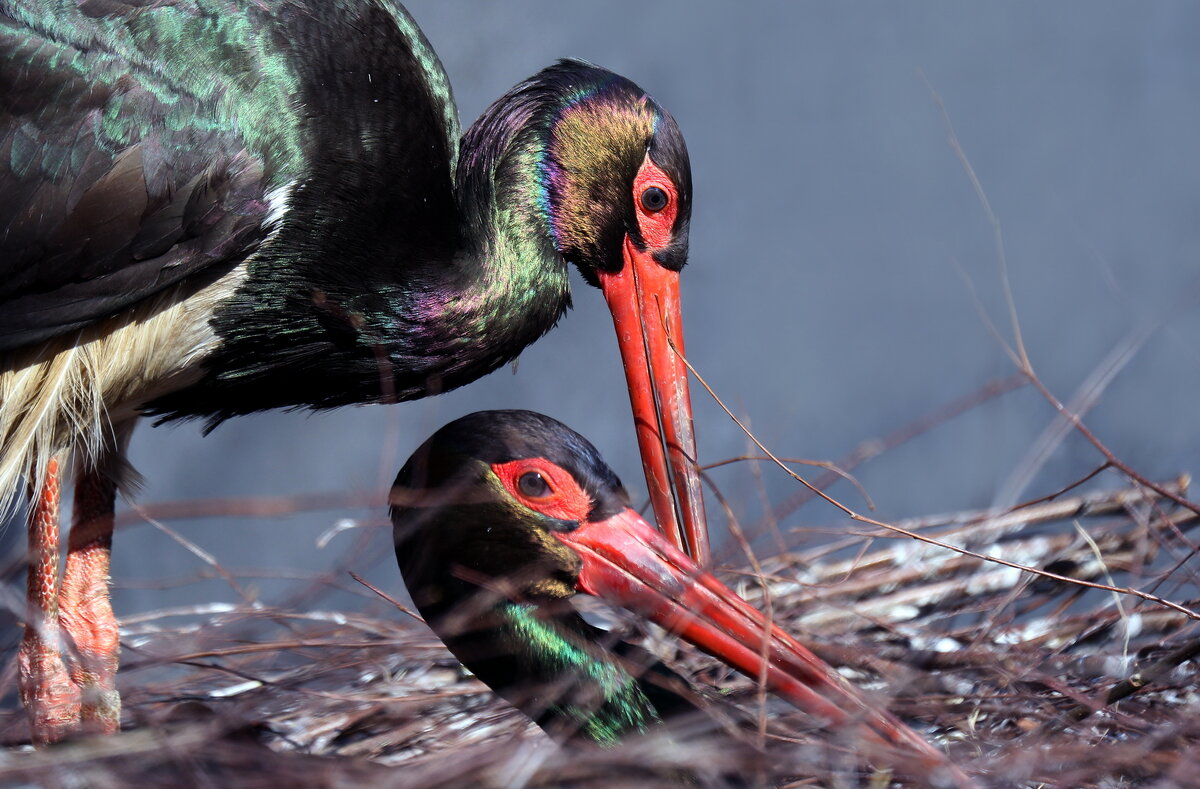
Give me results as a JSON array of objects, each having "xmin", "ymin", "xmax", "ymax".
[
  {"xmin": 598, "ymin": 237, "xmax": 709, "ymax": 565},
  {"xmin": 556, "ymin": 507, "xmax": 967, "ymax": 782}
]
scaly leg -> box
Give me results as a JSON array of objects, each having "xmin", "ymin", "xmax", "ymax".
[
  {"xmin": 17, "ymin": 456, "xmax": 81, "ymax": 744},
  {"xmin": 58, "ymin": 464, "xmax": 121, "ymax": 735}
]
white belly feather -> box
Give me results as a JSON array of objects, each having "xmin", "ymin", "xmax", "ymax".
[{"xmin": 0, "ymin": 263, "xmax": 249, "ymax": 516}]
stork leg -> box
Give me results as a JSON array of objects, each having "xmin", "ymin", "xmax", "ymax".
[
  {"xmin": 58, "ymin": 464, "xmax": 121, "ymax": 735},
  {"xmin": 17, "ymin": 455, "xmax": 81, "ymax": 744}
]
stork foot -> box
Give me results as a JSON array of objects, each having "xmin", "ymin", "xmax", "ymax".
[
  {"xmin": 59, "ymin": 538, "xmax": 121, "ymax": 735},
  {"xmin": 17, "ymin": 456, "xmax": 82, "ymax": 744},
  {"xmin": 18, "ymin": 456, "xmax": 123, "ymax": 742},
  {"xmin": 59, "ymin": 467, "xmax": 121, "ymax": 735},
  {"xmin": 17, "ymin": 631, "xmax": 82, "ymax": 744}
]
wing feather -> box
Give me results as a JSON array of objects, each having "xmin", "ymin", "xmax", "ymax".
[{"xmin": 0, "ymin": 0, "xmax": 284, "ymax": 351}]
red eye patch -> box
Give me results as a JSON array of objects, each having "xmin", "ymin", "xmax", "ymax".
[
  {"xmin": 491, "ymin": 458, "xmax": 592, "ymax": 523},
  {"xmin": 632, "ymin": 155, "xmax": 678, "ymax": 249}
]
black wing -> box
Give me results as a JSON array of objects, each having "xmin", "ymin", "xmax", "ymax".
[{"xmin": 0, "ymin": 0, "xmax": 283, "ymax": 351}]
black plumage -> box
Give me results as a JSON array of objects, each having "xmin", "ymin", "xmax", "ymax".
[{"xmin": 2, "ymin": 0, "xmax": 708, "ymax": 743}]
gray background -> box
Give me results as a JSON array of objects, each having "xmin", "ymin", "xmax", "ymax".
[{"xmin": 9, "ymin": 3, "xmax": 1199, "ymax": 622}]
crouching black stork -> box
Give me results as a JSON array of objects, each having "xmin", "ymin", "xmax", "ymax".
[
  {"xmin": 392, "ymin": 411, "xmax": 973, "ymax": 786},
  {"xmin": 0, "ymin": 1, "xmax": 707, "ymax": 742}
]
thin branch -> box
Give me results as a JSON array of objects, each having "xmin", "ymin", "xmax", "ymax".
[
  {"xmin": 703, "ymin": 454, "xmax": 874, "ymax": 511},
  {"xmin": 1022, "ymin": 371, "xmax": 1200, "ymax": 518},
  {"xmin": 1007, "ymin": 464, "xmax": 1112, "ymax": 512},
  {"xmin": 765, "ymin": 375, "xmax": 1025, "ymax": 526},
  {"xmin": 677, "ymin": 349, "xmax": 1200, "ymax": 622},
  {"xmin": 133, "ymin": 506, "xmax": 256, "ymax": 606},
  {"xmin": 349, "ymin": 571, "xmax": 423, "ymax": 622},
  {"xmin": 115, "ymin": 491, "xmax": 385, "ymax": 529},
  {"xmin": 924, "ymin": 72, "xmax": 1028, "ymax": 370},
  {"xmin": 1059, "ymin": 636, "xmax": 1200, "ymax": 724}
]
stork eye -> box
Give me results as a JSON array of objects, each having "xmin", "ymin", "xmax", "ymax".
[
  {"xmin": 518, "ymin": 471, "xmax": 550, "ymax": 497},
  {"xmin": 640, "ymin": 186, "xmax": 668, "ymax": 213},
  {"xmin": 492, "ymin": 458, "xmax": 591, "ymax": 521}
]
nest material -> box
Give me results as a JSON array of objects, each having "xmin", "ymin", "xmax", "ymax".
[{"xmin": 0, "ymin": 479, "xmax": 1196, "ymax": 788}]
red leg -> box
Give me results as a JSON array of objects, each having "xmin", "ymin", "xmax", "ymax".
[
  {"xmin": 58, "ymin": 466, "xmax": 121, "ymax": 735},
  {"xmin": 17, "ymin": 456, "xmax": 81, "ymax": 744}
]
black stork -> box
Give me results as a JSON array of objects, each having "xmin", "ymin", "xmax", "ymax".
[
  {"xmin": 392, "ymin": 411, "xmax": 972, "ymax": 786},
  {"xmin": 0, "ymin": 1, "xmax": 707, "ymax": 742}
]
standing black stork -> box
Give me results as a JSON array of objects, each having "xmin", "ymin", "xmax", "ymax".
[
  {"xmin": 0, "ymin": 1, "xmax": 708, "ymax": 742},
  {"xmin": 392, "ymin": 411, "xmax": 972, "ymax": 786}
]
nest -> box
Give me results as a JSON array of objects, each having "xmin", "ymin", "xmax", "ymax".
[{"xmin": 0, "ymin": 474, "xmax": 1196, "ymax": 788}]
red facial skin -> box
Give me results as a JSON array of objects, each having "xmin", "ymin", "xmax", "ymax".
[
  {"xmin": 492, "ymin": 460, "xmax": 971, "ymax": 785},
  {"xmin": 490, "ymin": 458, "xmax": 591, "ymax": 522}
]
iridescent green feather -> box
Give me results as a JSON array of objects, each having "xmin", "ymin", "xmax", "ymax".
[
  {"xmin": 502, "ymin": 602, "xmax": 661, "ymax": 745},
  {"xmin": 377, "ymin": 0, "xmax": 460, "ymax": 170},
  {"xmin": 3, "ymin": 0, "xmax": 304, "ymax": 183}
]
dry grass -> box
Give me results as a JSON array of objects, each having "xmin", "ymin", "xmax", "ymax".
[{"xmin": 0, "ymin": 469, "xmax": 1195, "ymax": 787}]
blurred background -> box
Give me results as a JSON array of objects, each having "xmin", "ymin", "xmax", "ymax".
[{"xmin": 4, "ymin": 2, "xmax": 1199, "ymax": 639}]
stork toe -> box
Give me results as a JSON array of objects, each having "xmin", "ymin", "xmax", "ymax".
[
  {"xmin": 18, "ymin": 456, "xmax": 81, "ymax": 744},
  {"xmin": 59, "ymin": 468, "xmax": 121, "ymax": 735}
]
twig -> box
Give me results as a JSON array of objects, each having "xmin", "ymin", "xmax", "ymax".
[
  {"xmin": 349, "ymin": 571, "xmax": 423, "ymax": 621},
  {"xmin": 1060, "ymin": 636, "xmax": 1200, "ymax": 724},
  {"xmin": 928, "ymin": 67, "xmax": 1200, "ymax": 523},
  {"xmin": 764, "ymin": 375, "xmax": 1025, "ymax": 526},
  {"xmin": 678, "ymin": 347, "xmax": 1200, "ymax": 622},
  {"xmin": 133, "ymin": 506, "xmax": 256, "ymax": 606},
  {"xmin": 115, "ymin": 491, "xmax": 385, "ymax": 528}
]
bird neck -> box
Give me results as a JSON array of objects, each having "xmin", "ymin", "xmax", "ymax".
[
  {"xmin": 395, "ymin": 503, "xmax": 703, "ymax": 743},
  {"xmin": 444, "ymin": 599, "xmax": 676, "ymax": 745},
  {"xmin": 143, "ymin": 60, "xmax": 573, "ymax": 426},
  {"xmin": 405, "ymin": 106, "xmax": 574, "ymax": 381},
  {"xmin": 447, "ymin": 84, "xmax": 574, "ymax": 350}
]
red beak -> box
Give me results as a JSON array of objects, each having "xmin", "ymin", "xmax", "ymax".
[
  {"xmin": 598, "ymin": 237, "xmax": 709, "ymax": 565},
  {"xmin": 556, "ymin": 507, "xmax": 966, "ymax": 780}
]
